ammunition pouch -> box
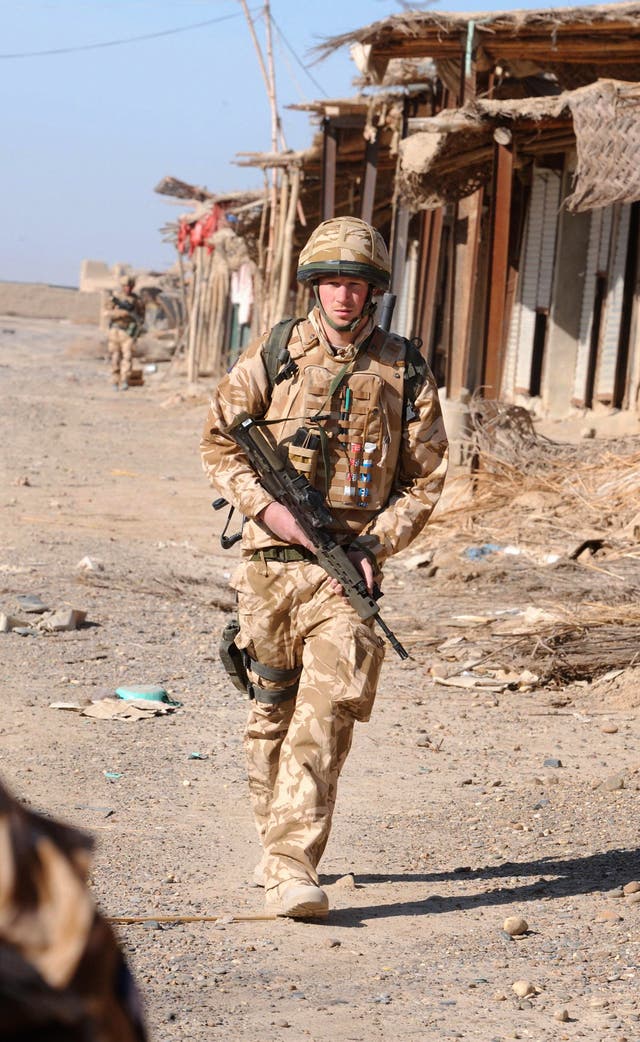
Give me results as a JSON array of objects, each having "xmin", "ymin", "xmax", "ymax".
[
  {"xmin": 219, "ymin": 618, "xmax": 250, "ymax": 695},
  {"xmin": 219, "ymin": 617, "xmax": 300, "ymax": 705}
]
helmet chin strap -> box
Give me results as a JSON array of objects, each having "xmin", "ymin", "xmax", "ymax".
[{"xmin": 312, "ymin": 285, "xmax": 376, "ymax": 334}]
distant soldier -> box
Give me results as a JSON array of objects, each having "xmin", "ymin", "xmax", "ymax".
[{"xmin": 104, "ymin": 275, "xmax": 145, "ymax": 390}]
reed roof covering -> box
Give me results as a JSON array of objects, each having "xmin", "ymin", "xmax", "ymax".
[{"xmin": 319, "ymin": 3, "xmax": 640, "ymax": 89}]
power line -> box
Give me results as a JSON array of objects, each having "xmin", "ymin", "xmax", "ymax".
[
  {"xmin": 268, "ymin": 12, "xmax": 328, "ymax": 98},
  {"xmin": 0, "ymin": 10, "xmax": 249, "ymax": 60}
]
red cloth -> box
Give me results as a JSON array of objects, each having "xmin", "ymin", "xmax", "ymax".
[{"xmin": 178, "ymin": 205, "xmax": 224, "ymax": 256}]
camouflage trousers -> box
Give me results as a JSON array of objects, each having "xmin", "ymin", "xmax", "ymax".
[
  {"xmin": 230, "ymin": 556, "xmax": 386, "ymax": 890},
  {"xmin": 108, "ymin": 327, "xmax": 135, "ymax": 381}
]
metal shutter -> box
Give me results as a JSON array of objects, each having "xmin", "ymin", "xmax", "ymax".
[
  {"xmin": 595, "ymin": 203, "xmax": 631, "ymax": 401},
  {"xmin": 572, "ymin": 207, "xmax": 614, "ymax": 405},
  {"xmin": 513, "ymin": 168, "xmax": 562, "ymax": 394}
]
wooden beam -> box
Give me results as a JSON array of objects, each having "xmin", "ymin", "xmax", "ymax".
[
  {"xmin": 364, "ymin": 25, "xmax": 640, "ymax": 63},
  {"xmin": 482, "ymin": 39, "xmax": 640, "ymax": 62},
  {"xmin": 483, "ymin": 140, "xmax": 514, "ymax": 396},
  {"xmin": 361, "ymin": 135, "xmax": 379, "ymax": 224},
  {"xmin": 321, "ymin": 119, "xmax": 337, "ymax": 221}
]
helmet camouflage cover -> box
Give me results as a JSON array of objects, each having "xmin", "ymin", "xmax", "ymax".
[{"xmin": 297, "ymin": 216, "xmax": 391, "ymax": 290}]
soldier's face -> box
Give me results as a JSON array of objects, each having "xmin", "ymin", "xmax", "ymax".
[{"xmin": 317, "ymin": 276, "xmax": 369, "ymax": 325}]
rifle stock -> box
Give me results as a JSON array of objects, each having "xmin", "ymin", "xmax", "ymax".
[{"xmin": 226, "ymin": 412, "xmax": 409, "ymax": 660}]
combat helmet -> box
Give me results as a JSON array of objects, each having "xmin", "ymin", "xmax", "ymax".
[
  {"xmin": 119, "ymin": 274, "xmax": 135, "ymax": 289},
  {"xmin": 297, "ymin": 216, "xmax": 391, "ymax": 291}
]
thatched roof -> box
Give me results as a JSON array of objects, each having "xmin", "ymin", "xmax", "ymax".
[
  {"xmin": 398, "ymin": 78, "xmax": 640, "ymax": 212},
  {"xmin": 318, "ymin": 3, "xmax": 640, "ymax": 90},
  {"xmin": 154, "ymin": 176, "xmax": 264, "ymax": 211}
]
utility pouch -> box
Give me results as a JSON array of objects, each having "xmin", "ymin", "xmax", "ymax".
[
  {"xmin": 219, "ymin": 617, "xmax": 250, "ymax": 695},
  {"xmin": 288, "ymin": 426, "xmax": 320, "ymax": 485}
]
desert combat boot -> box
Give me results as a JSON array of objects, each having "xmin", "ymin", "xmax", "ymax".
[{"xmin": 266, "ymin": 881, "xmax": 329, "ymax": 919}]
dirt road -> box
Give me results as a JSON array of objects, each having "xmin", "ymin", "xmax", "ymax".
[{"xmin": 1, "ymin": 315, "xmax": 639, "ymax": 1042}]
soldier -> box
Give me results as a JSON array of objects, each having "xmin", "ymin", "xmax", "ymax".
[
  {"xmin": 200, "ymin": 217, "xmax": 448, "ymax": 919},
  {"xmin": 104, "ymin": 275, "xmax": 145, "ymax": 390}
]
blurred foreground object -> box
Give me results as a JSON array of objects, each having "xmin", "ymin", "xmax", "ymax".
[{"xmin": 0, "ymin": 779, "xmax": 146, "ymax": 1041}]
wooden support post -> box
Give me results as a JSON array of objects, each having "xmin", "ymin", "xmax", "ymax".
[
  {"xmin": 361, "ymin": 135, "xmax": 379, "ymax": 224},
  {"xmin": 391, "ymin": 205, "xmax": 410, "ymax": 303},
  {"xmin": 483, "ymin": 140, "xmax": 514, "ymax": 396},
  {"xmin": 416, "ymin": 208, "xmax": 444, "ymax": 368},
  {"xmin": 442, "ymin": 213, "xmax": 456, "ymax": 392},
  {"xmin": 321, "ymin": 119, "xmax": 337, "ymax": 221},
  {"xmin": 275, "ymin": 165, "xmax": 301, "ymax": 321},
  {"xmin": 448, "ymin": 189, "xmax": 484, "ymax": 398},
  {"xmin": 415, "ymin": 211, "xmax": 433, "ymax": 348}
]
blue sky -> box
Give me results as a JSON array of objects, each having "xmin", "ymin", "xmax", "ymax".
[{"xmin": 1, "ymin": 0, "xmax": 576, "ymax": 286}]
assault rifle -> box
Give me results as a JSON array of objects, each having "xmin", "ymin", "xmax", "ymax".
[
  {"xmin": 221, "ymin": 411, "xmax": 409, "ymax": 660},
  {"xmin": 110, "ymin": 293, "xmax": 138, "ymax": 314},
  {"xmin": 109, "ymin": 293, "xmax": 142, "ymax": 336}
]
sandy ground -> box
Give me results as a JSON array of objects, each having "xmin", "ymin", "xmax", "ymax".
[{"xmin": 1, "ymin": 315, "xmax": 640, "ymax": 1042}]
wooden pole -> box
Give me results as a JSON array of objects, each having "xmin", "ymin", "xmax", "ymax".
[
  {"xmin": 176, "ymin": 249, "xmax": 188, "ymax": 339},
  {"xmin": 264, "ymin": 1, "xmax": 280, "ymax": 156},
  {"xmin": 361, "ymin": 134, "xmax": 379, "ymax": 224},
  {"xmin": 276, "ymin": 165, "xmax": 301, "ymax": 321},
  {"xmin": 270, "ymin": 169, "xmax": 290, "ymax": 325},
  {"xmin": 417, "ymin": 208, "xmax": 444, "ymax": 369},
  {"xmin": 239, "ymin": 0, "xmax": 283, "ymax": 329},
  {"xmin": 483, "ymin": 140, "xmax": 514, "ymax": 396},
  {"xmin": 187, "ymin": 250, "xmax": 200, "ymax": 384}
]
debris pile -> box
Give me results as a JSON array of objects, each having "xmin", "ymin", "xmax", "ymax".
[{"xmin": 410, "ymin": 403, "xmax": 640, "ymax": 688}]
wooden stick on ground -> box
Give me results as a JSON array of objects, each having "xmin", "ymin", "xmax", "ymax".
[{"xmin": 109, "ymin": 913, "xmax": 278, "ymax": 924}]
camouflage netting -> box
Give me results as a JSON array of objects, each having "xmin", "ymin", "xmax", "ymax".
[{"xmin": 565, "ymin": 80, "xmax": 640, "ymax": 211}]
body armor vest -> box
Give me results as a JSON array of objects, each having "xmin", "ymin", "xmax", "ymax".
[{"xmin": 263, "ymin": 326, "xmax": 408, "ymax": 514}]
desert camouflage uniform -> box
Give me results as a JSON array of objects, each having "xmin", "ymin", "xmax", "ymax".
[
  {"xmin": 200, "ymin": 306, "xmax": 448, "ymax": 892},
  {"xmin": 105, "ymin": 290, "xmax": 145, "ymax": 384}
]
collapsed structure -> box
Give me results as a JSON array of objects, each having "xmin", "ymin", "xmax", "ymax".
[{"xmin": 157, "ymin": 2, "xmax": 640, "ymax": 427}]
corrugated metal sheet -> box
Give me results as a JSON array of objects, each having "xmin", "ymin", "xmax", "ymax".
[{"xmin": 595, "ymin": 203, "xmax": 631, "ymax": 401}]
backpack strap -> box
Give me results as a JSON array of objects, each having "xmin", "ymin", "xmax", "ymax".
[
  {"xmin": 403, "ymin": 338, "xmax": 429, "ymax": 421},
  {"xmin": 262, "ymin": 317, "xmax": 428, "ymax": 421},
  {"xmin": 261, "ymin": 317, "xmax": 302, "ymax": 390}
]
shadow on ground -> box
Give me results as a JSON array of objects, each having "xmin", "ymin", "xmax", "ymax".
[{"xmin": 321, "ymin": 847, "xmax": 639, "ymax": 926}]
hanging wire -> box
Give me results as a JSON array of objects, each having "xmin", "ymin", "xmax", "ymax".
[
  {"xmin": 268, "ymin": 12, "xmax": 329, "ymax": 98},
  {"xmin": 0, "ymin": 9, "xmax": 254, "ymax": 60}
]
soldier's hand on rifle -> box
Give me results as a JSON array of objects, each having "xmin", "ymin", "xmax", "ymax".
[
  {"xmin": 327, "ymin": 548, "xmax": 375, "ymax": 598},
  {"xmin": 257, "ymin": 502, "xmax": 316, "ymax": 554}
]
